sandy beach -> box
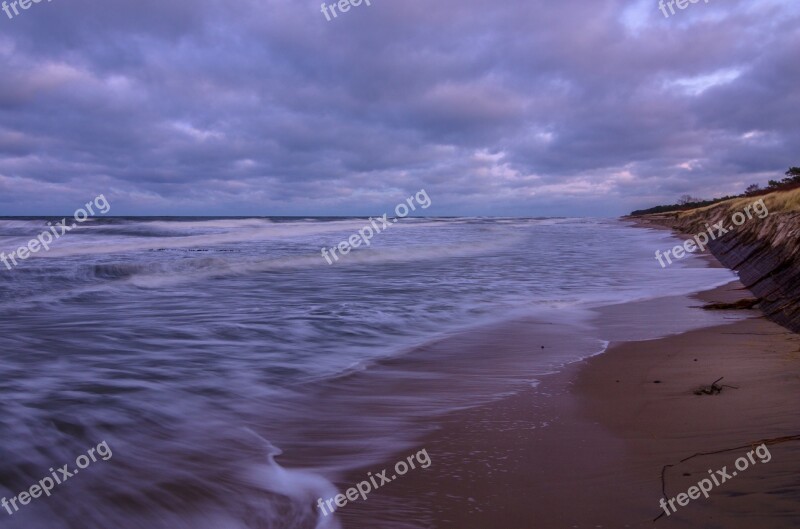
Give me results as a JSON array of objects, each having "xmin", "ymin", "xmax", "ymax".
[{"xmin": 341, "ymin": 280, "xmax": 800, "ymax": 529}]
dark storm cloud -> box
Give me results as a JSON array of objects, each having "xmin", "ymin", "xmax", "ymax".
[{"xmin": 0, "ymin": 0, "xmax": 798, "ymax": 215}]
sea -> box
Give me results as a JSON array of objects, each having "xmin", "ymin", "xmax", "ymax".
[{"xmin": 0, "ymin": 216, "xmax": 741, "ymax": 529}]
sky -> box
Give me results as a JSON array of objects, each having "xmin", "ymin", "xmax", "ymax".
[{"xmin": 0, "ymin": 0, "xmax": 798, "ymax": 217}]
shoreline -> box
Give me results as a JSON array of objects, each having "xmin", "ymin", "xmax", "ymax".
[{"xmin": 336, "ymin": 279, "xmax": 800, "ymax": 528}]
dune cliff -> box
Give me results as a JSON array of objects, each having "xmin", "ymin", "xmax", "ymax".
[{"xmin": 631, "ymin": 189, "xmax": 800, "ymax": 332}]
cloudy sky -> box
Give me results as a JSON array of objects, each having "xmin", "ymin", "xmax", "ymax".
[{"xmin": 0, "ymin": 0, "xmax": 798, "ymax": 216}]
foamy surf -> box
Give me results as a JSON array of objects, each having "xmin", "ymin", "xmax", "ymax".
[
  {"xmin": 243, "ymin": 430, "xmax": 342, "ymax": 529},
  {"xmin": 0, "ymin": 217, "xmax": 741, "ymax": 529}
]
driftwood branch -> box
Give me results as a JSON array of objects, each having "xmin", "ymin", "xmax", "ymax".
[{"xmin": 654, "ymin": 434, "xmax": 800, "ymax": 521}]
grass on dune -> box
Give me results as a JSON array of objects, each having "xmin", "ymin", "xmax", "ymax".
[{"xmin": 678, "ymin": 188, "xmax": 800, "ymax": 218}]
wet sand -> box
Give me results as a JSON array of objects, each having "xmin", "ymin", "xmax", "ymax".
[{"xmin": 339, "ymin": 281, "xmax": 800, "ymax": 528}]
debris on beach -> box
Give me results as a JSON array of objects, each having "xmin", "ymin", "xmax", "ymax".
[{"xmin": 693, "ymin": 377, "xmax": 738, "ymax": 395}]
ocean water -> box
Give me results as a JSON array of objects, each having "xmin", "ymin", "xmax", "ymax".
[{"xmin": 0, "ymin": 217, "xmax": 739, "ymax": 529}]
